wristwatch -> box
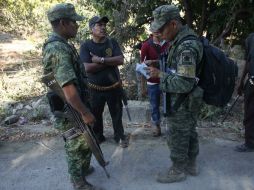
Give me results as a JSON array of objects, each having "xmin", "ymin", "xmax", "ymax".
[{"xmin": 100, "ymin": 57, "xmax": 105, "ymax": 64}]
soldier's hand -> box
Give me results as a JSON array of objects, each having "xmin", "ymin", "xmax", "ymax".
[{"xmin": 82, "ymin": 112, "xmax": 96, "ymax": 126}]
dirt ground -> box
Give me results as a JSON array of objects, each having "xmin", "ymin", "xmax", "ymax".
[{"xmin": 1, "ymin": 127, "xmax": 254, "ymax": 190}]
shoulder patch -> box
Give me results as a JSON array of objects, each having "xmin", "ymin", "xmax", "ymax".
[
  {"xmin": 177, "ymin": 50, "xmax": 196, "ymax": 78},
  {"xmin": 177, "ymin": 65, "xmax": 196, "ymax": 78},
  {"xmin": 105, "ymin": 48, "xmax": 112, "ymax": 57},
  {"xmin": 181, "ymin": 50, "xmax": 192, "ymax": 65}
]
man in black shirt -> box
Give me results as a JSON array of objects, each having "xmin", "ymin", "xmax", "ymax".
[{"xmin": 80, "ymin": 16, "xmax": 128, "ymax": 148}]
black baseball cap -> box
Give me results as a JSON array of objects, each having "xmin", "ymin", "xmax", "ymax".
[{"xmin": 89, "ymin": 16, "xmax": 109, "ymax": 29}]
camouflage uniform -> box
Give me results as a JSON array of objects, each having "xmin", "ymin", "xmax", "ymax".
[
  {"xmin": 151, "ymin": 5, "xmax": 203, "ymax": 182},
  {"xmin": 42, "ymin": 3, "xmax": 92, "ymax": 183},
  {"xmin": 161, "ymin": 25, "xmax": 203, "ymax": 167}
]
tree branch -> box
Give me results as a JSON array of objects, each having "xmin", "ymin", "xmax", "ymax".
[
  {"xmin": 213, "ymin": 8, "xmax": 252, "ymax": 46},
  {"xmin": 198, "ymin": 0, "xmax": 208, "ymax": 36}
]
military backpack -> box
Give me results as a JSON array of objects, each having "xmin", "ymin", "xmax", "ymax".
[{"xmin": 173, "ymin": 36, "xmax": 238, "ymax": 109}]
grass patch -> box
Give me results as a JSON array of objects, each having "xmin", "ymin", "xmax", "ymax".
[
  {"xmin": 199, "ymin": 103, "xmax": 224, "ymax": 120},
  {"xmin": 0, "ymin": 60, "xmax": 46, "ymax": 102}
]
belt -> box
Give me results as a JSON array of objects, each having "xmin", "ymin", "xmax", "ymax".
[
  {"xmin": 62, "ymin": 127, "xmax": 81, "ymax": 141},
  {"xmin": 88, "ymin": 81, "xmax": 121, "ymax": 91}
]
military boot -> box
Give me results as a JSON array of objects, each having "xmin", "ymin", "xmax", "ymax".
[
  {"xmin": 71, "ymin": 177, "xmax": 103, "ymax": 190},
  {"xmin": 156, "ymin": 164, "xmax": 186, "ymax": 183},
  {"xmin": 185, "ymin": 159, "xmax": 199, "ymax": 176},
  {"xmin": 153, "ymin": 125, "xmax": 161, "ymax": 137},
  {"xmin": 82, "ymin": 166, "xmax": 95, "ymax": 176}
]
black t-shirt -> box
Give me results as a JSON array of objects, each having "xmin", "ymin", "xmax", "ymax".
[{"xmin": 80, "ymin": 38, "xmax": 123, "ymax": 86}]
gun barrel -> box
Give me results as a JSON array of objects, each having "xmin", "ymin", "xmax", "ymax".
[
  {"xmin": 125, "ymin": 105, "xmax": 132, "ymax": 121},
  {"xmin": 221, "ymin": 95, "xmax": 240, "ymax": 123}
]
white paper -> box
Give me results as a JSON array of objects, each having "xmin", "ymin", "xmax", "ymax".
[{"xmin": 136, "ymin": 63, "xmax": 150, "ymax": 79}]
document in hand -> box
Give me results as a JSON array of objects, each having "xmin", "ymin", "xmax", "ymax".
[{"xmin": 136, "ymin": 63, "xmax": 150, "ymax": 79}]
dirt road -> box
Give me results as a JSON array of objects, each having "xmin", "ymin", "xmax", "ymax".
[{"xmin": 0, "ymin": 127, "xmax": 253, "ymax": 190}]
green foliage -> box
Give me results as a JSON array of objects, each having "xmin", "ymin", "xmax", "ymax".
[
  {"xmin": 0, "ymin": 59, "xmax": 44, "ymax": 102},
  {"xmin": 1, "ymin": 0, "xmax": 253, "ymax": 46},
  {"xmin": 199, "ymin": 104, "xmax": 224, "ymax": 120},
  {"xmin": 86, "ymin": 0, "xmax": 254, "ymax": 47},
  {"xmin": 0, "ymin": 0, "xmax": 94, "ymax": 37},
  {"xmin": 0, "ymin": 0, "xmax": 54, "ymax": 35},
  {"xmin": 86, "ymin": 0, "xmax": 173, "ymax": 47}
]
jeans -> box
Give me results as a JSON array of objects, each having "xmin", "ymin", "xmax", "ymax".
[{"xmin": 147, "ymin": 84, "xmax": 161, "ymax": 126}]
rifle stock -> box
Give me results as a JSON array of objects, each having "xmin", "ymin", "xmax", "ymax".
[{"xmin": 41, "ymin": 72, "xmax": 110, "ymax": 178}]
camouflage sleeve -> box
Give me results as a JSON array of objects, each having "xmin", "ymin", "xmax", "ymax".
[
  {"xmin": 159, "ymin": 72, "xmax": 196, "ymax": 93},
  {"xmin": 48, "ymin": 44, "xmax": 77, "ymax": 87},
  {"xmin": 160, "ymin": 40, "xmax": 203, "ymax": 93}
]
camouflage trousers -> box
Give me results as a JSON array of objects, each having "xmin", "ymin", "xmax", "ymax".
[
  {"xmin": 165, "ymin": 86, "xmax": 203, "ymax": 167},
  {"xmin": 54, "ymin": 118, "xmax": 92, "ymax": 180},
  {"xmin": 166, "ymin": 111, "xmax": 199, "ymax": 166}
]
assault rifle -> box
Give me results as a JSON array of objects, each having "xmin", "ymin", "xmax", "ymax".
[
  {"xmin": 159, "ymin": 51, "xmax": 170, "ymax": 117},
  {"xmin": 159, "ymin": 51, "xmax": 171, "ymax": 141},
  {"xmin": 41, "ymin": 72, "xmax": 110, "ymax": 178},
  {"xmin": 121, "ymin": 88, "xmax": 132, "ymax": 122}
]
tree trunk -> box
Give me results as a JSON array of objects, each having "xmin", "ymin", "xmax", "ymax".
[
  {"xmin": 182, "ymin": 0, "xmax": 193, "ymax": 28},
  {"xmin": 198, "ymin": 0, "xmax": 208, "ymax": 36}
]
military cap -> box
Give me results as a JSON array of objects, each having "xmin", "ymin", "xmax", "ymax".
[
  {"xmin": 89, "ymin": 16, "xmax": 109, "ymax": 29},
  {"xmin": 47, "ymin": 3, "xmax": 85, "ymax": 22},
  {"xmin": 150, "ymin": 5, "xmax": 180, "ymax": 32}
]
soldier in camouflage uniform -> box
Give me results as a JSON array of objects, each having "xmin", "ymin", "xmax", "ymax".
[
  {"xmin": 148, "ymin": 5, "xmax": 204, "ymax": 183},
  {"xmin": 42, "ymin": 3, "xmax": 102, "ymax": 190}
]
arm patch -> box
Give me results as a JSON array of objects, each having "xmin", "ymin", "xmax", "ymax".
[
  {"xmin": 181, "ymin": 50, "xmax": 193, "ymax": 64},
  {"xmin": 177, "ymin": 50, "xmax": 196, "ymax": 78}
]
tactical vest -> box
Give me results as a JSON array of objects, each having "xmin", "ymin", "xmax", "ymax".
[{"xmin": 43, "ymin": 34, "xmax": 89, "ymax": 103}]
